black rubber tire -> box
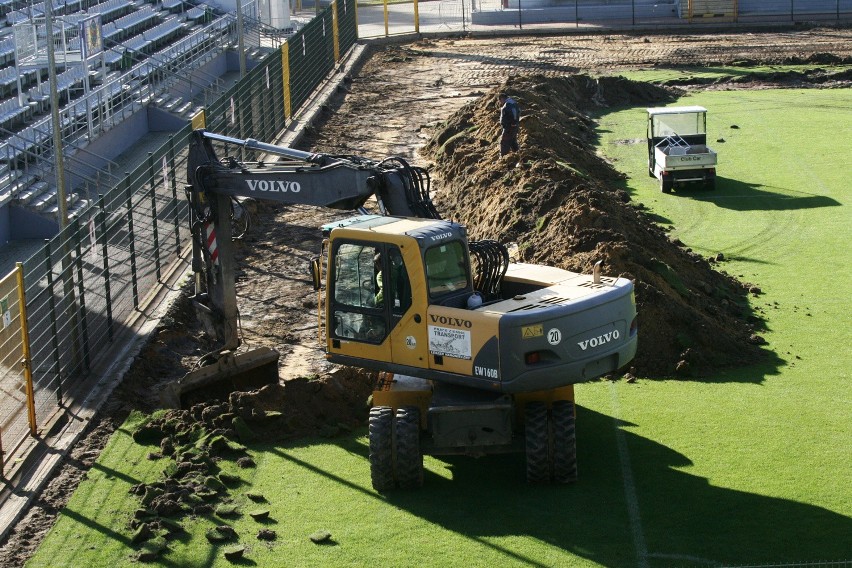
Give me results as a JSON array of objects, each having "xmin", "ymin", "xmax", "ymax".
[
  {"xmin": 705, "ymin": 178, "xmax": 716, "ymax": 191},
  {"xmin": 551, "ymin": 400, "xmax": 578, "ymax": 483},
  {"xmin": 525, "ymin": 402, "xmax": 550, "ymax": 484},
  {"xmin": 369, "ymin": 406, "xmax": 395, "ymax": 491},
  {"xmin": 660, "ymin": 176, "xmax": 673, "ymax": 194},
  {"xmin": 394, "ymin": 407, "xmax": 424, "ymax": 489}
]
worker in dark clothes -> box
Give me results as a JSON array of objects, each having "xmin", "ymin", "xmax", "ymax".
[{"xmin": 498, "ymin": 93, "xmax": 520, "ymax": 156}]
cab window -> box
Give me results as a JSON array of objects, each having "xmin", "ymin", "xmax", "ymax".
[
  {"xmin": 425, "ymin": 241, "xmax": 468, "ymax": 297},
  {"xmin": 332, "ymin": 243, "xmax": 386, "ymax": 342},
  {"xmin": 388, "ymin": 247, "xmax": 411, "ymax": 315}
]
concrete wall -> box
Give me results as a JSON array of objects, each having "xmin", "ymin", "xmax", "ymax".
[
  {"xmin": 85, "ymin": 110, "xmax": 150, "ymax": 169},
  {"xmin": 8, "ymin": 205, "xmax": 58, "ymax": 240}
]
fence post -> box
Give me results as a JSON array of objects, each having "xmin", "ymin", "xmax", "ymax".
[
  {"xmin": 383, "ymin": 0, "xmax": 388, "ymax": 36},
  {"xmin": 413, "ymin": 0, "xmax": 419, "ymax": 34},
  {"xmin": 15, "ymin": 263, "xmax": 37, "ymax": 436},
  {"xmin": 59, "ymin": 225, "xmax": 82, "ymax": 388},
  {"xmin": 332, "ymin": 1, "xmax": 340, "ymax": 62},
  {"xmin": 98, "ymin": 194, "xmax": 114, "ymax": 342},
  {"xmin": 169, "ymin": 136, "xmax": 180, "ymax": 255},
  {"xmin": 73, "ymin": 218, "xmax": 91, "ymax": 372},
  {"xmin": 148, "ymin": 152, "xmax": 162, "ymax": 282},
  {"xmin": 281, "ymin": 42, "xmax": 292, "ymax": 122},
  {"xmin": 126, "ymin": 174, "xmax": 139, "ymax": 309},
  {"xmin": 43, "ymin": 241, "xmax": 63, "ymax": 404}
]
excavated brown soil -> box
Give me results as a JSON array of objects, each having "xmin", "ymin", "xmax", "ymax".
[{"xmin": 426, "ymin": 74, "xmax": 765, "ymax": 376}]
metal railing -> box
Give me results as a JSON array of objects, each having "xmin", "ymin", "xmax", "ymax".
[{"xmin": 0, "ymin": 15, "xmax": 238, "ymax": 206}]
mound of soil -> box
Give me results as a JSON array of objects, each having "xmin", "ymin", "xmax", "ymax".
[{"xmin": 425, "ymin": 74, "xmax": 765, "ymax": 376}]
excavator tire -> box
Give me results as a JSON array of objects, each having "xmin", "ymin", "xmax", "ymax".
[
  {"xmin": 369, "ymin": 406, "xmax": 395, "ymax": 492},
  {"xmin": 525, "ymin": 402, "xmax": 550, "ymax": 484},
  {"xmin": 394, "ymin": 407, "xmax": 424, "ymax": 489},
  {"xmin": 552, "ymin": 400, "xmax": 578, "ymax": 483}
]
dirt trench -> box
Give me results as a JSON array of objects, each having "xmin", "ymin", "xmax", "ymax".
[{"xmin": 2, "ymin": 28, "xmax": 852, "ymax": 567}]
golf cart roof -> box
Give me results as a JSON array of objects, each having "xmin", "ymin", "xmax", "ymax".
[{"xmin": 647, "ymin": 106, "xmax": 707, "ymax": 116}]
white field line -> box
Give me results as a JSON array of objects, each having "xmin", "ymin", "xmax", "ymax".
[
  {"xmin": 610, "ymin": 383, "xmax": 721, "ymax": 568},
  {"xmin": 609, "ymin": 382, "xmax": 650, "ymax": 568}
]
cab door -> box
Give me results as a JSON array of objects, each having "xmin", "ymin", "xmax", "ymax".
[
  {"xmin": 329, "ymin": 241, "xmax": 390, "ymax": 346},
  {"xmin": 385, "ymin": 245, "xmax": 430, "ymax": 370}
]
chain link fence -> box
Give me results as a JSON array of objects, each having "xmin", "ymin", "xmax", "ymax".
[{"xmin": 355, "ymin": 0, "xmax": 852, "ymax": 36}]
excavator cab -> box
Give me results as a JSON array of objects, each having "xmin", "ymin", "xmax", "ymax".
[{"xmin": 318, "ymin": 216, "xmax": 472, "ymax": 370}]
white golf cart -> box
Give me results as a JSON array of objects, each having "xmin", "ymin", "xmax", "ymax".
[{"xmin": 647, "ymin": 106, "xmax": 717, "ymax": 193}]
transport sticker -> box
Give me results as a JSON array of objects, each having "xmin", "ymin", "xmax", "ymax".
[
  {"xmin": 547, "ymin": 328, "xmax": 562, "ymax": 346},
  {"xmin": 522, "ymin": 324, "xmax": 543, "ymax": 339},
  {"xmin": 405, "ymin": 336, "xmax": 417, "ymax": 349},
  {"xmin": 428, "ymin": 326, "xmax": 471, "ymax": 360}
]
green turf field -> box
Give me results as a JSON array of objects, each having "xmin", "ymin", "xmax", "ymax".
[{"xmin": 27, "ymin": 85, "xmax": 852, "ymax": 568}]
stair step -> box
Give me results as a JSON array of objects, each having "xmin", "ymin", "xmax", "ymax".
[
  {"xmin": 16, "ymin": 180, "xmax": 49, "ymax": 203},
  {"xmin": 30, "ymin": 189, "xmax": 56, "ymax": 210},
  {"xmin": 68, "ymin": 198, "xmax": 92, "ymax": 218},
  {"xmin": 175, "ymin": 100, "xmax": 194, "ymax": 115}
]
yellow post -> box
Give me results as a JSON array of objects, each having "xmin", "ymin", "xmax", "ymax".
[
  {"xmin": 191, "ymin": 109, "xmax": 206, "ymax": 129},
  {"xmin": 16, "ymin": 263, "xmax": 36, "ymax": 436},
  {"xmin": 332, "ymin": 0, "xmax": 340, "ymax": 63},
  {"xmin": 414, "ymin": 0, "xmax": 419, "ymax": 34},
  {"xmin": 354, "ymin": 0, "xmax": 359, "ymax": 38},
  {"xmin": 384, "ymin": 0, "xmax": 389, "ymax": 36},
  {"xmin": 282, "ymin": 42, "xmax": 292, "ymax": 120}
]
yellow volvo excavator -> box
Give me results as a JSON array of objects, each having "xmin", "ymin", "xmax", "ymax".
[{"xmin": 165, "ymin": 130, "xmax": 637, "ymax": 488}]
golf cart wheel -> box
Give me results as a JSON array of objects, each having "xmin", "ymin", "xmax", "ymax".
[
  {"xmin": 369, "ymin": 406, "xmax": 395, "ymax": 491},
  {"xmin": 394, "ymin": 407, "xmax": 424, "ymax": 489},
  {"xmin": 525, "ymin": 402, "xmax": 550, "ymax": 484},
  {"xmin": 551, "ymin": 400, "xmax": 578, "ymax": 483},
  {"xmin": 660, "ymin": 176, "xmax": 673, "ymax": 194}
]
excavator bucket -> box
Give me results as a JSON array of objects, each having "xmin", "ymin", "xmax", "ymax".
[{"xmin": 161, "ymin": 347, "xmax": 280, "ymax": 408}]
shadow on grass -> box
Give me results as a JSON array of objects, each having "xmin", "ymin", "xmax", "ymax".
[
  {"xmin": 670, "ymin": 177, "xmax": 842, "ymax": 211},
  {"xmin": 90, "ymin": 461, "xmax": 143, "ymax": 485},
  {"xmin": 269, "ymin": 406, "xmax": 852, "ymax": 567}
]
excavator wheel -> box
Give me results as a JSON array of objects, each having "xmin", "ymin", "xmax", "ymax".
[
  {"xmin": 551, "ymin": 400, "xmax": 578, "ymax": 483},
  {"xmin": 525, "ymin": 402, "xmax": 550, "ymax": 484},
  {"xmin": 369, "ymin": 406, "xmax": 395, "ymax": 491},
  {"xmin": 395, "ymin": 407, "xmax": 424, "ymax": 489}
]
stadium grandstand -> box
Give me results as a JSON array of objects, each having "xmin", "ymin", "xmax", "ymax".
[{"xmin": 0, "ymin": 0, "xmax": 300, "ymax": 249}]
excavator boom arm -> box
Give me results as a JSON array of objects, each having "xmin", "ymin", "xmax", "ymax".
[{"xmin": 186, "ymin": 129, "xmax": 440, "ymax": 353}]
